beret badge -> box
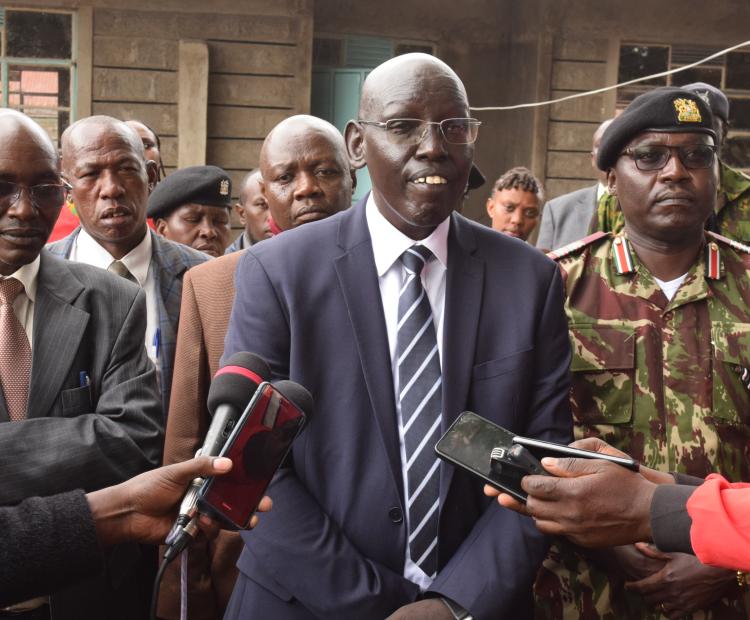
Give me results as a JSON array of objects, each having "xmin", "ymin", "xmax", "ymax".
[
  {"xmin": 673, "ymin": 98, "xmax": 702, "ymax": 123},
  {"xmin": 219, "ymin": 179, "xmax": 230, "ymax": 196}
]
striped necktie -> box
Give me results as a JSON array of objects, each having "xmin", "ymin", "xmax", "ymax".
[
  {"xmin": 396, "ymin": 244, "xmax": 442, "ymax": 578},
  {"xmin": 0, "ymin": 278, "xmax": 31, "ymax": 421}
]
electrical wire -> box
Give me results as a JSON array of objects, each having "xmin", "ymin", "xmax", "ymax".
[{"xmin": 470, "ymin": 39, "xmax": 750, "ymax": 112}]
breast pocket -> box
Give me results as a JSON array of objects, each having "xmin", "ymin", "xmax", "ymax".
[
  {"xmin": 711, "ymin": 322, "xmax": 750, "ymax": 425},
  {"xmin": 470, "ymin": 348, "xmax": 532, "ymax": 425},
  {"xmin": 60, "ymin": 385, "xmax": 92, "ymax": 417},
  {"xmin": 569, "ymin": 324, "xmax": 635, "ymax": 426}
]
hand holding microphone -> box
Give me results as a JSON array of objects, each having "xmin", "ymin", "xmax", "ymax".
[{"xmin": 165, "ymin": 352, "xmax": 271, "ymax": 561}]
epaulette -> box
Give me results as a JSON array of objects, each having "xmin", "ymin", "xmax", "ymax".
[
  {"xmin": 706, "ymin": 230, "xmax": 750, "ymax": 254},
  {"xmin": 546, "ymin": 231, "xmax": 609, "ymax": 261}
]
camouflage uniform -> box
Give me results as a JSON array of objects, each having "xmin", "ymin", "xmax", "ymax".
[
  {"xmin": 535, "ymin": 230, "xmax": 750, "ymax": 620},
  {"xmin": 593, "ymin": 161, "xmax": 750, "ymax": 244}
]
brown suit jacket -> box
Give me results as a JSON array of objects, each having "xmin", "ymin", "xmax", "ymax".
[{"xmin": 158, "ymin": 251, "xmax": 243, "ymax": 620}]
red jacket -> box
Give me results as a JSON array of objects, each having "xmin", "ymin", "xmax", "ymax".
[{"xmin": 688, "ymin": 474, "xmax": 750, "ymax": 571}]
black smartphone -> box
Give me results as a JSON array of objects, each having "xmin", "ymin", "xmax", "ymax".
[
  {"xmin": 435, "ymin": 411, "xmax": 640, "ymax": 503},
  {"xmin": 435, "ymin": 411, "xmax": 533, "ymax": 502},
  {"xmin": 511, "ymin": 435, "xmax": 639, "ymax": 471},
  {"xmin": 198, "ymin": 382, "xmax": 307, "ymax": 529}
]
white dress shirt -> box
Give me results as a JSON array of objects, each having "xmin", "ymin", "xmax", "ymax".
[
  {"xmin": 69, "ymin": 228, "xmax": 159, "ymax": 369},
  {"xmin": 365, "ymin": 193, "xmax": 449, "ymax": 591}
]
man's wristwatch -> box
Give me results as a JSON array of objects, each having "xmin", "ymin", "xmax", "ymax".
[{"xmin": 441, "ymin": 597, "xmax": 473, "ymax": 620}]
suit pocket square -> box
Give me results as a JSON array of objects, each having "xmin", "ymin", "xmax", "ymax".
[{"xmin": 61, "ymin": 384, "xmax": 93, "ymax": 416}]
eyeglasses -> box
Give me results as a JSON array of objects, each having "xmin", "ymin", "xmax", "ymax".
[
  {"xmin": 620, "ymin": 144, "xmax": 717, "ymax": 171},
  {"xmin": 0, "ymin": 180, "xmax": 70, "ymax": 211},
  {"xmin": 358, "ymin": 118, "xmax": 481, "ymax": 145}
]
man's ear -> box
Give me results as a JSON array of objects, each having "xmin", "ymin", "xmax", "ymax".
[
  {"xmin": 234, "ymin": 202, "xmax": 246, "ymax": 226},
  {"xmin": 606, "ymin": 169, "xmax": 616, "ymax": 195},
  {"xmin": 485, "ymin": 196, "xmax": 495, "ymax": 218},
  {"xmin": 154, "ymin": 218, "xmax": 169, "ymax": 237},
  {"xmin": 145, "ymin": 160, "xmax": 158, "ymax": 192},
  {"xmin": 345, "ymin": 121, "xmax": 367, "ymax": 170},
  {"xmin": 350, "ymin": 168, "xmax": 357, "ymax": 192}
]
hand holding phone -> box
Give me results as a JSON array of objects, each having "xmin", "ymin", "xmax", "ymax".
[{"xmin": 435, "ymin": 411, "xmax": 639, "ymax": 502}]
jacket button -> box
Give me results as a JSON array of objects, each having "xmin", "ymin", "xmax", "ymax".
[{"xmin": 388, "ymin": 507, "xmax": 403, "ymax": 523}]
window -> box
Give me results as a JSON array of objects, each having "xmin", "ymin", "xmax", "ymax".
[
  {"xmin": 616, "ymin": 42, "xmax": 750, "ymax": 170},
  {"xmin": 0, "ymin": 7, "xmax": 75, "ymax": 147}
]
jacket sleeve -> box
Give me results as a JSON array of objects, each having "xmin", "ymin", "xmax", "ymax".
[
  {"xmin": 223, "ymin": 251, "xmax": 420, "ymax": 619},
  {"xmin": 688, "ymin": 474, "xmax": 750, "ymax": 572},
  {"xmin": 428, "ymin": 263, "xmax": 574, "ymax": 619},
  {"xmin": 0, "ymin": 289, "xmax": 164, "ymax": 505},
  {"xmin": 0, "ymin": 490, "xmax": 101, "ymax": 606}
]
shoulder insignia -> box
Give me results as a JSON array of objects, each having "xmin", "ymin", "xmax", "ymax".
[
  {"xmin": 706, "ymin": 230, "xmax": 750, "ymax": 254},
  {"xmin": 547, "ymin": 231, "xmax": 609, "ymax": 261},
  {"xmin": 611, "ymin": 233, "xmax": 635, "ymax": 275}
]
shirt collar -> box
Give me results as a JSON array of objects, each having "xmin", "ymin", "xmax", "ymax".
[
  {"xmin": 2, "ymin": 255, "xmax": 40, "ymax": 302},
  {"xmin": 77, "ymin": 227, "xmax": 152, "ymax": 286},
  {"xmin": 365, "ymin": 192, "xmax": 449, "ymax": 277}
]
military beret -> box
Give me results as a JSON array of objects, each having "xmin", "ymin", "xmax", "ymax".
[
  {"xmin": 596, "ymin": 87, "xmax": 716, "ymax": 171},
  {"xmin": 682, "ymin": 82, "xmax": 729, "ymax": 121},
  {"xmin": 147, "ymin": 165, "xmax": 232, "ymax": 219}
]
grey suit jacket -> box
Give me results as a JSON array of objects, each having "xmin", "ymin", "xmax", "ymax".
[
  {"xmin": 0, "ymin": 252, "xmax": 163, "ymax": 619},
  {"xmin": 46, "ymin": 228, "xmax": 209, "ymax": 414},
  {"xmin": 536, "ymin": 184, "xmax": 599, "ymax": 251}
]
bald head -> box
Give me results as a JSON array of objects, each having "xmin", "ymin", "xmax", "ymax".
[
  {"xmin": 359, "ymin": 53, "xmax": 468, "ymax": 119},
  {"xmin": 259, "ymin": 115, "xmax": 353, "ymax": 231},
  {"xmin": 62, "ymin": 115, "xmax": 144, "ymax": 174},
  {"xmin": 0, "ymin": 109, "xmax": 58, "ymax": 162}
]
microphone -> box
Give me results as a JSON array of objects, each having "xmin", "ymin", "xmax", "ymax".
[
  {"xmin": 273, "ymin": 380, "xmax": 314, "ymax": 420},
  {"xmin": 164, "ymin": 352, "xmax": 270, "ymax": 562}
]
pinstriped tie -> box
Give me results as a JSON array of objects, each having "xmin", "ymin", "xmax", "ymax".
[
  {"xmin": 397, "ymin": 244, "xmax": 441, "ymax": 577},
  {"xmin": 0, "ymin": 278, "xmax": 31, "ymax": 421}
]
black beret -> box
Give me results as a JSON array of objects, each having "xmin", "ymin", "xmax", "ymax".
[
  {"xmin": 682, "ymin": 82, "xmax": 729, "ymax": 121},
  {"xmin": 147, "ymin": 165, "xmax": 232, "ymax": 219},
  {"xmin": 596, "ymin": 87, "xmax": 716, "ymax": 171}
]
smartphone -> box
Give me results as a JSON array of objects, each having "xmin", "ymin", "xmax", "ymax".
[
  {"xmin": 512, "ymin": 435, "xmax": 639, "ymax": 471},
  {"xmin": 198, "ymin": 382, "xmax": 307, "ymax": 529},
  {"xmin": 435, "ymin": 411, "xmax": 640, "ymax": 503},
  {"xmin": 435, "ymin": 411, "xmax": 532, "ymax": 502}
]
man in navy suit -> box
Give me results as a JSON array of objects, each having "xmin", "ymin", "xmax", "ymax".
[{"xmin": 223, "ymin": 53, "xmax": 572, "ymax": 620}]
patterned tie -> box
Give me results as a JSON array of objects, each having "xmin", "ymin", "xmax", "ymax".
[
  {"xmin": 108, "ymin": 259, "xmax": 137, "ymax": 283},
  {"xmin": 396, "ymin": 245, "xmax": 442, "ymax": 578},
  {"xmin": 0, "ymin": 278, "xmax": 31, "ymax": 421}
]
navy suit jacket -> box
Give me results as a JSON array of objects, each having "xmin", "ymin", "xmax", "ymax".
[{"xmin": 223, "ymin": 198, "xmax": 573, "ymax": 620}]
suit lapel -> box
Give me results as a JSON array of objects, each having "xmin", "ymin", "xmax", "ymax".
[
  {"xmin": 334, "ymin": 201, "xmax": 405, "ymax": 505},
  {"xmin": 28, "ymin": 253, "xmax": 88, "ymax": 418},
  {"xmin": 439, "ymin": 214, "xmax": 484, "ymax": 506}
]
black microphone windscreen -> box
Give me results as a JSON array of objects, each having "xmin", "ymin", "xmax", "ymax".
[
  {"xmin": 274, "ymin": 380, "xmax": 314, "ymax": 418},
  {"xmin": 207, "ymin": 353, "xmax": 271, "ymax": 416}
]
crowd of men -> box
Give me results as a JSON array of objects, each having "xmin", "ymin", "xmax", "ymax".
[{"xmin": 0, "ymin": 52, "xmax": 748, "ymax": 620}]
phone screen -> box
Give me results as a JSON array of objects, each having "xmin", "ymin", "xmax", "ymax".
[
  {"xmin": 434, "ymin": 411, "xmax": 528, "ymax": 502},
  {"xmin": 198, "ymin": 382, "xmax": 306, "ymax": 529}
]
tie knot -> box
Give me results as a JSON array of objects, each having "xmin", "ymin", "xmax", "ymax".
[
  {"xmin": 108, "ymin": 260, "xmax": 136, "ymax": 283},
  {"xmin": 0, "ymin": 278, "xmax": 24, "ymax": 305},
  {"xmin": 400, "ymin": 245, "xmax": 433, "ymax": 275}
]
